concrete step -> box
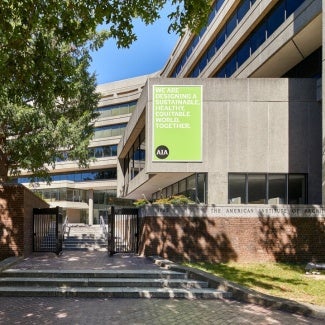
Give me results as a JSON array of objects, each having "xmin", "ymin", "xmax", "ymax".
[
  {"xmin": 0, "ymin": 269, "xmax": 231, "ymax": 299},
  {"xmin": 0, "ymin": 269, "xmax": 187, "ymax": 279},
  {"xmin": 0, "ymin": 277, "xmax": 208, "ymax": 289},
  {"xmin": 64, "ymin": 238, "xmax": 107, "ymax": 243},
  {"xmin": 0, "ymin": 286, "xmax": 231, "ymax": 299}
]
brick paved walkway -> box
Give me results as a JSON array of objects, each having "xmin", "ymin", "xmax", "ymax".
[
  {"xmin": 0, "ymin": 251, "xmax": 323, "ymax": 324},
  {"xmin": 12, "ymin": 251, "xmax": 160, "ymax": 270},
  {"xmin": 0, "ymin": 296, "xmax": 323, "ymax": 324}
]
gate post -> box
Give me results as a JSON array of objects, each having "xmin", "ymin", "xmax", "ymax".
[{"xmin": 109, "ymin": 206, "xmax": 115, "ymax": 256}]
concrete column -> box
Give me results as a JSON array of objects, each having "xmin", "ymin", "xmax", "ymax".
[{"xmin": 88, "ymin": 189, "xmax": 94, "ymax": 225}]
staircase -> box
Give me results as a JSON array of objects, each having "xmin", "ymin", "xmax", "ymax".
[
  {"xmin": 63, "ymin": 224, "xmax": 107, "ymax": 251},
  {"xmin": 0, "ymin": 268, "xmax": 231, "ymax": 299}
]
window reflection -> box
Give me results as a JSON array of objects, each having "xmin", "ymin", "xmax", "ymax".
[
  {"xmin": 18, "ymin": 168, "xmax": 117, "ymax": 183},
  {"xmin": 228, "ymin": 173, "xmax": 307, "ymax": 204}
]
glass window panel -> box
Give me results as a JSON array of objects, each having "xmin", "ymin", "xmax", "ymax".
[
  {"xmin": 66, "ymin": 189, "xmax": 73, "ymax": 201},
  {"xmin": 172, "ymin": 183, "xmax": 179, "ymax": 195},
  {"xmin": 88, "ymin": 148, "xmax": 95, "ymax": 158},
  {"xmin": 237, "ymin": 0, "xmax": 250, "ymax": 21},
  {"xmin": 226, "ymin": 12, "xmax": 237, "ymax": 37},
  {"xmin": 207, "ymin": 7, "xmax": 215, "ymax": 25},
  {"xmin": 250, "ymin": 23, "xmax": 266, "ymax": 53},
  {"xmin": 237, "ymin": 41, "xmax": 250, "ymax": 67},
  {"xmin": 215, "ymin": 67, "xmax": 226, "ymax": 78},
  {"xmin": 51, "ymin": 190, "xmax": 59, "ymax": 201},
  {"xmin": 226, "ymin": 55, "xmax": 237, "ymax": 77},
  {"xmin": 102, "ymin": 146, "xmax": 111, "ymax": 157},
  {"xmin": 119, "ymin": 105, "xmax": 129, "ymax": 115},
  {"xmin": 288, "ymin": 174, "xmax": 306, "ymax": 204},
  {"xmin": 229, "ymin": 174, "xmax": 246, "ymax": 204},
  {"xmin": 267, "ymin": 2, "xmax": 285, "ymax": 37},
  {"xmin": 207, "ymin": 42, "xmax": 216, "ymax": 61},
  {"xmin": 197, "ymin": 173, "xmax": 207, "ymax": 204},
  {"xmin": 179, "ymin": 179, "xmax": 186, "ymax": 194},
  {"xmin": 248, "ymin": 174, "xmax": 266, "ymax": 204},
  {"xmin": 286, "ymin": 0, "xmax": 304, "ymax": 18},
  {"xmin": 198, "ymin": 54, "xmax": 207, "ymax": 72},
  {"xmin": 191, "ymin": 65, "xmax": 200, "ymax": 77},
  {"xmin": 187, "ymin": 175, "xmax": 196, "ymax": 191},
  {"xmin": 186, "ymin": 175, "xmax": 196, "ymax": 201},
  {"xmin": 59, "ymin": 188, "xmax": 66, "ymax": 201},
  {"xmin": 111, "ymin": 107, "xmax": 120, "ymax": 116},
  {"xmin": 94, "ymin": 147, "xmax": 103, "ymax": 158},
  {"xmin": 216, "ymin": 0, "xmax": 224, "ymax": 11},
  {"xmin": 216, "ymin": 28, "xmax": 226, "ymax": 50},
  {"xmin": 268, "ymin": 174, "xmax": 286, "ymax": 204}
]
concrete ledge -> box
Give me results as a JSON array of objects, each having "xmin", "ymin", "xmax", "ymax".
[
  {"xmin": 150, "ymin": 256, "xmax": 325, "ymax": 321},
  {"xmin": 0, "ymin": 257, "xmax": 24, "ymax": 272}
]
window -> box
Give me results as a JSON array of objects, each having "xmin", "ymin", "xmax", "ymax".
[
  {"xmin": 152, "ymin": 173, "xmax": 207, "ymax": 204},
  {"xmin": 228, "ymin": 173, "xmax": 307, "ymax": 204},
  {"xmin": 123, "ymin": 128, "xmax": 146, "ymax": 181},
  {"xmin": 93, "ymin": 123, "xmax": 127, "ymax": 139},
  {"xmin": 288, "ymin": 174, "xmax": 306, "ymax": 204},
  {"xmin": 267, "ymin": 2, "xmax": 285, "ymax": 37},
  {"xmin": 268, "ymin": 174, "xmax": 286, "ymax": 204},
  {"xmin": 229, "ymin": 174, "xmax": 246, "ymax": 204},
  {"xmin": 248, "ymin": 174, "xmax": 266, "ymax": 204},
  {"xmin": 98, "ymin": 101, "xmax": 137, "ymax": 118},
  {"xmin": 214, "ymin": 0, "xmax": 305, "ymax": 77}
]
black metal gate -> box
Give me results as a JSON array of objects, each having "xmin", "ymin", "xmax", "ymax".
[
  {"xmin": 108, "ymin": 206, "xmax": 139, "ymax": 256},
  {"xmin": 33, "ymin": 207, "xmax": 63, "ymax": 254}
]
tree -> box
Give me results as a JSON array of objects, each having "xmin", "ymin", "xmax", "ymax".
[{"xmin": 0, "ymin": 0, "xmax": 210, "ymax": 182}]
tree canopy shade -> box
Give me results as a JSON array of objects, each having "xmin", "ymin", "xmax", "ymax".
[{"xmin": 0, "ymin": 0, "xmax": 210, "ymax": 182}]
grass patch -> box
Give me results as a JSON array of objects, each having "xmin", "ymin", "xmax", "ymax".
[{"xmin": 184, "ymin": 262, "xmax": 325, "ymax": 306}]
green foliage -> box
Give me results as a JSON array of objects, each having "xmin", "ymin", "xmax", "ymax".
[
  {"xmin": 0, "ymin": 0, "xmax": 210, "ymax": 182},
  {"xmin": 133, "ymin": 198, "xmax": 150, "ymax": 207},
  {"xmin": 185, "ymin": 262, "xmax": 325, "ymax": 306},
  {"xmin": 154, "ymin": 195, "xmax": 194, "ymax": 205},
  {"xmin": 134, "ymin": 194, "xmax": 195, "ymax": 206}
]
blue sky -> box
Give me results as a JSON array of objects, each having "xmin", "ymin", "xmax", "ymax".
[{"xmin": 89, "ymin": 8, "xmax": 179, "ymax": 85}]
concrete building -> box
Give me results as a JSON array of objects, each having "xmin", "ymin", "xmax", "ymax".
[
  {"xmin": 18, "ymin": 75, "xmax": 153, "ymax": 224},
  {"xmin": 18, "ymin": 0, "xmax": 323, "ymax": 220},
  {"xmin": 117, "ymin": 0, "xmax": 323, "ymax": 204}
]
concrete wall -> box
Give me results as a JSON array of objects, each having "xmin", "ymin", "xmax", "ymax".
[
  {"xmin": 140, "ymin": 78, "xmax": 321, "ymax": 204},
  {"xmin": 0, "ymin": 184, "xmax": 49, "ymax": 260},
  {"xmin": 138, "ymin": 205, "xmax": 325, "ymax": 263}
]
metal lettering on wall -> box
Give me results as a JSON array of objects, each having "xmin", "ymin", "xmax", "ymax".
[{"xmin": 144, "ymin": 205, "xmax": 325, "ymax": 218}]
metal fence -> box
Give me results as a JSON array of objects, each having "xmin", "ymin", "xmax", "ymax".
[
  {"xmin": 108, "ymin": 206, "xmax": 139, "ymax": 256},
  {"xmin": 33, "ymin": 207, "xmax": 63, "ymax": 254}
]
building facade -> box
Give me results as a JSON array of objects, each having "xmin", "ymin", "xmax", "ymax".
[
  {"xmin": 18, "ymin": 0, "xmax": 323, "ymax": 221},
  {"xmin": 117, "ymin": 0, "xmax": 323, "ymax": 204}
]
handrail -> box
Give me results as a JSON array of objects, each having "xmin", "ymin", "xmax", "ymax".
[
  {"xmin": 99, "ymin": 215, "xmax": 108, "ymax": 239},
  {"xmin": 62, "ymin": 216, "xmax": 69, "ymax": 237}
]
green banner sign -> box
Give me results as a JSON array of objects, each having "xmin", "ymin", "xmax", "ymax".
[{"xmin": 152, "ymin": 85, "xmax": 202, "ymax": 162}]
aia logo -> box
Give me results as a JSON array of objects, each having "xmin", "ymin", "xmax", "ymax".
[{"xmin": 155, "ymin": 145, "xmax": 169, "ymax": 159}]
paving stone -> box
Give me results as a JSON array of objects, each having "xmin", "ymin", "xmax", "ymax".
[{"xmin": 1, "ymin": 297, "xmax": 322, "ymax": 325}]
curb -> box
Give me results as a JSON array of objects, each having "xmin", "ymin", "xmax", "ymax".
[
  {"xmin": 150, "ymin": 256, "xmax": 325, "ymax": 321},
  {"xmin": 0, "ymin": 256, "xmax": 24, "ymax": 272}
]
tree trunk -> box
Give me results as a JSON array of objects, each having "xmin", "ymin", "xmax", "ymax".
[{"xmin": 0, "ymin": 151, "xmax": 9, "ymax": 182}]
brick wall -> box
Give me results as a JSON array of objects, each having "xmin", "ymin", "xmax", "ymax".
[
  {"xmin": 0, "ymin": 184, "xmax": 49, "ymax": 260},
  {"xmin": 138, "ymin": 215, "xmax": 325, "ymax": 263}
]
